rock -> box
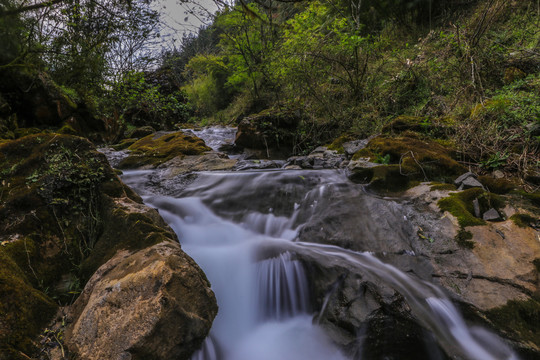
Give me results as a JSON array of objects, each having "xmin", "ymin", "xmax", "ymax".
[
  {"xmin": 118, "ymin": 132, "xmax": 211, "ymax": 169},
  {"xmin": 342, "ymin": 139, "xmax": 368, "ymax": 156},
  {"xmin": 0, "ymin": 134, "xmax": 217, "ymax": 358},
  {"xmin": 65, "ymin": 241, "xmax": 217, "ymax": 360},
  {"xmin": 458, "ymin": 176, "xmax": 484, "ymax": 190},
  {"xmin": 284, "ymin": 146, "xmax": 346, "ymax": 169},
  {"xmin": 234, "ymin": 109, "xmax": 301, "ymax": 158},
  {"xmin": 162, "ymin": 153, "xmax": 237, "ymax": 177},
  {"xmin": 483, "ymin": 208, "xmax": 502, "ymax": 221},
  {"xmin": 454, "ymin": 172, "xmax": 477, "ymax": 186},
  {"xmin": 473, "ymin": 198, "xmax": 481, "ymax": 218},
  {"xmin": 493, "ymin": 170, "xmax": 505, "ymax": 179}
]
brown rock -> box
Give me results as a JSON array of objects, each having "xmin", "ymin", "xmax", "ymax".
[{"xmin": 65, "ymin": 241, "xmax": 218, "ymax": 360}]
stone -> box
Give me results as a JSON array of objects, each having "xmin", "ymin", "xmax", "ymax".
[
  {"xmin": 65, "ymin": 241, "xmax": 217, "ymax": 360},
  {"xmin": 493, "ymin": 170, "xmax": 505, "ymax": 179},
  {"xmin": 483, "ymin": 208, "xmax": 502, "ymax": 221},
  {"xmin": 473, "ymin": 198, "xmax": 481, "ymax": 218},
  {"xmin": 342, "ymin": 139, "xmax": 368, "ymax": 156},
  {"xmin": 454, "ymin": 172, "xmax": 477, "ymax": 186},
  {"xmin": 459, "ymin": 176, "xmax": 484, "ymax": 190}
]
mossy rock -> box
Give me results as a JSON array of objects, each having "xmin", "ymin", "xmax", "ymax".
[
  {"xmin": 510, "ymin": 213, "xmax": 537, "ymax": 228},
  {"xmin": 13, "ymin": 127, "xmax": 45, "ymax": 138},
  {"xmin": 326, "ymin": 133, "xmax": 356, "ymax": 153},
  {"xmin": 381, "ymin": 116, "xmax": 452, "ymax": 138},
  {"xmin": 478, "ymin": 175, "xmax": 515, "ymax": 194},
  {"xmin": 111, "ymin": 138, "xmax": 137, "ymax": 151},
  {"xmin": 118, "ymin": 132, "xmax": 211, "ymax": 169},
  {"xmin": 437, "ymin": 188, "xmax": 505, "ymax": 228},
  {"xmin": 487, "ymin": 299, "xmax": 540, "ymax": 347},
  {"xmin": 0, "ymin": 134, "xmax": 133, "ymax": 357},
  {"xmin": 350, "ymin": 164, "xmax": 415, "ymax": 192},
  {"xmin": 352, "ymin": 135, "xmax": 465, "ymax": 185}
]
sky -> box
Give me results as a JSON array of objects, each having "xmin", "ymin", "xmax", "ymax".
[{"xmin": 152, "ymin": 0, "xmax": 222, "ymax": 49}]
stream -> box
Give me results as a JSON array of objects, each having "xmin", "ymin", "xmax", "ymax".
[{"xmin": 116, "ymin": 127, "xmax": 519, "ymax": 360}]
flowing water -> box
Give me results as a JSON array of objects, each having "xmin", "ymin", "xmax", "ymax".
[{"xmin": 117, "ymin": 127, "xmax": 519, "ymax": 360}]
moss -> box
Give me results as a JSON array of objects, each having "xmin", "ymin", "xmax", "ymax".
[
  {"xmin": 79, "ymin": 203, "xmax": 172, "ymax": 280},
  {"xmin": 487, "ymin": 299, "xmax": 540, "ymax": 346},
  {"xmin": 478, "ymin": 176, "xmax": 515, "ymax": 194},
  {"xmin": 118, "ymin": 132, "xmax": 211, "ymax": 169},
  {"xmin": 456, "ymin": 229, "xmax": 475, "ymax": 249},
  {"xmin": 381, "ymin": 115, "xmax": 452, "ymax": 138},
  {"xmin": 510, "ymin": 214, "xmax": 536, "ymax": 228},
  {"xmin": 352, "ymin": 135, "xmax": 464, "ymax": 184},
  {"xmin": 0, "ymin": 248, "xmax": 57, "ymax": 357},
  {"xmin": 57, "ymin": 123, "xmax": 78, "ymax": 135},
  {"xmin": 430, "ymin": 182, "xmax": 457, "ymax": 191},
  {"xmin": 326, "ymin": 133, "xmax": 356, "ymax": 153},
  {"xmin": 111, "ymin": 138, "xmax": 137, "ymax": 150},
  {"xmin": 13, "ymin": 127, "xmax": 45, "ymax": 138},
  {"xmin": 437, "ymin": 188, "xmax": 486, "ymax": 227}
]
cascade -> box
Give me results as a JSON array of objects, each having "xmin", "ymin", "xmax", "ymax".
[{"xmin": 115, "ymin": 127, "xmax": 521, "ymax": 360}]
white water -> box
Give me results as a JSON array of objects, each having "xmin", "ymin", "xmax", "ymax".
[{"xmin": 117, "ymin": 127, "xmax": 520, "ymax": 360}]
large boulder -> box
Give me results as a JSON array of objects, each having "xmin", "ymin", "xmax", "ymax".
[
  {"xmin": 234, "ymin": 109, "xmax": 301, "ymax": 158},
  {"xmin": 65, "ymin": 241, "xmax": 217, "ymax": 360},
  {"xmin": 0, "ymin": 134, "xmax": 217, "ymax": 359}
]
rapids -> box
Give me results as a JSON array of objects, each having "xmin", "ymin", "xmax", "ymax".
[{"xmin": 116, "ymin": 127, "xmax": 520, "ymax": 360}]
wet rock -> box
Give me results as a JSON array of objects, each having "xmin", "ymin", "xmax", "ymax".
[
  {"xmin": 161, "ymin": 152, "xmax": 237, "ymax": 177},
  {"xmin": 284, "ymin": 146, "xmax": 346, "ymax": 169},
  {"xmin": 234, "ymin": 159, "xmax": 283, "ymax": 171},
  {"xmin": 483, "ymin": 208, "xmax": 502, "ymax": 221},
  {"xmin": 65, "ymin": 242, "xmax": 217, "ymax": 360}
]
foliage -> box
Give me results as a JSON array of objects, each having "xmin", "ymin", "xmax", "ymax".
[{"xmin": 109, "ymin": 71, "xmax": 190, "ymax": 130}]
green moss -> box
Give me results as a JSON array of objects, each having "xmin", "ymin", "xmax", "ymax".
[
  {"xmin": 478, "ymin": 176, "xmax": 515, "ymax": 194},
  {"xmin": 487, "ymin": 299, "xmax": 540, "ymax": 346},
  {"xmin": 118, "ymin": 132, "xmax": 211, "ymax": 169},
  {"xmin": 456, "ymin": 229, "xmax": 475, "ymax": 249},
  {"xmin": 381, "ymin": 116, "xmax": 452, "ymax": 138},
  {"xmin": 437, "ymin": 188, "xmax": 486, "ymax": 227},
  {"xmin": 57, "ymin": 123, "xmax": 78, "ymax": 135},
  {"xmin": 0, "ymin": 248, "xmax": 57, "ymax": 357},
  {"xmin": 111, "ymin": 138, "xmax": 137, "ymax": 150},
  {"xmin": 352, "ymin": 135, "xmax": 464, "ymax": 184},
  {"xmin": 430, "ymin": 182, "xmax": 457, "ymax": 191},
  {"xmin": 510, "ymin": 214, "xmax": 536, "ymax": 228},
  {"xmin": 326, "ymin": 133, "xmax": 356, "ymax": 153}
]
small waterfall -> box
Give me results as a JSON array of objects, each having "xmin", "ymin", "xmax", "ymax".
[
  {"xmin": 256, "ymin": 252, "xmax": 310, "ymax": 320},
  {"xmin": 115, "ymin": 157, "xmax": 523, "ymax": 360}
]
